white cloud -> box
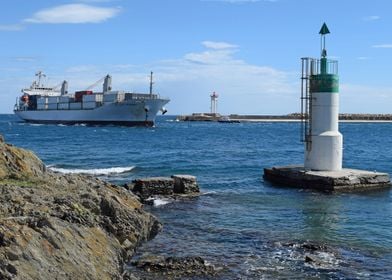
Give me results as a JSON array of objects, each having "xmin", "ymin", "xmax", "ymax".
[
  {"xmin": 183, "ymin": 41, "xmax": 239, "ymax": 64},
  {"xmin": 341, "ymin": 84, "xmax": 392, "ymax": 113},
  {"xmin": 30, "ymin": 41, "xmax": 295, "ymax": 114},
  {"xmin": 202, "ymin": 41, "xmax": 238, "ymax": 50},
  {"xmin": 0, "ymin": 24, "xmax": 24, "ymax": 31},
  {"xmin": 363, "ymin": 15, "xmax": 380, "ymax": 21},
  {"xmin": 185, "ymin": 49, "xmax": 237, "ymax": 64},
  {"xmin": 24, "ymin": 4, "xmax": 121, "ymax": 24},
  {"xmin": 14, "ymin": 57, "xmax": 37, "ymax": 62},
  {"xmin": 372, "ymin": 44, "xmax": 392, "ymax": 48}
]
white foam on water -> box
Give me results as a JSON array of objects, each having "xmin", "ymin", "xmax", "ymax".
[
  {"xmin": 153, "ymin": 198, "xmax": 171, "ymax": 207},
  {"xmin": 49, "ymin": 166, "xmax": 135, "ymax": 176},
  {"xmin": 201, "ymin": 191, "xmax": 217, "ymax": 196}
]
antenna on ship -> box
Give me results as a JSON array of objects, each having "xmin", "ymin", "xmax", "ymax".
[
  {"xmin": 35, "ymin": 71, "xmax": 46, "ymax": 87},
  {"xmin": 149, "ymin": 71, "xmax": 154, "ymax": 96}
]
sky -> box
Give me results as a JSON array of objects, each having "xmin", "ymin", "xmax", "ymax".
[{"xmin": 1, "ymin": 0, "xmax": 392, "ymax": 115}]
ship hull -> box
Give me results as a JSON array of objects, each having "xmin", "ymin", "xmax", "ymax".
[{"xmin": 15, "ymin": 99, "xmax": 168, "ymax": 126}]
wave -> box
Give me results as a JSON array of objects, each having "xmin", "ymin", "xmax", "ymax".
[
  {"xmin": 201, "ymin": 191, "xmax": 217, "ymax": 196},
  {"xmin": 48, "ymin": 166, "xmax": 135, "ymax": 176},
  {"xmin": 153, "ymin": 198, "xmax": 171, "ymax": 207},
  {"xmin": 144, "ymin": 197, "xmax": 172, "ymax": 207}
]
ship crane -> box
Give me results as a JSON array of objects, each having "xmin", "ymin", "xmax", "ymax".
[
  {"xmin": 52, "ymin": 81, "xmax": 64, "ymax": 90},
  {"xmin": 84, "ymin": 76, "xmax": 106, "ymax": 91},
  {"xmin": 84, "ymin": 74, "xmax": 112, "ymax": 92}
]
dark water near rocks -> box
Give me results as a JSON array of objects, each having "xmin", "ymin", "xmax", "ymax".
[{"xmin": 1, "ymin": 114, "xmax": 391, "ymax": 279}]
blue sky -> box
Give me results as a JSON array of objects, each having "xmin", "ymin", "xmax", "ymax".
[{"xmin": 1, "ymin": 0, "xmax": 392, "ymax": 114}]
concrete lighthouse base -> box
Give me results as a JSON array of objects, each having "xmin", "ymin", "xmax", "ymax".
[{"xmin": 263, "ymin": 165, "xmax": 391, "ymax": 192}]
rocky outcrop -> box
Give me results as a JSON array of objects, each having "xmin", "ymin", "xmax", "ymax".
[
  {"xmin": 130, "ymin": 175, "xmax": 200, "ymax": 203},
  {"xmin": 0, "ymin": 136, "xmax": 46, "ymax": 181},
  {"xmin": 0, "ymin": 135, "xmax": 161, "ymax": 279}
]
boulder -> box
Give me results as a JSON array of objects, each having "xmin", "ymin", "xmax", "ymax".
[
  {"xmin": 172, "ymin": 174, "xmax": 199, "ymax": 194},
  {"xmin": 132, "ymin": 177, "xmax": 175, "ymax": 200},
  {"xmin": 131, "ymin": 175, "xmax": 200, "ymax": 203}
]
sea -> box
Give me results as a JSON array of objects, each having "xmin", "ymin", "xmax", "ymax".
[{"xmin": 1, "ymin": 114, "xmax": 391, "ymax": 279}]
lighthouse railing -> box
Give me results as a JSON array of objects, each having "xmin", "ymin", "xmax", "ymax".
[{"xmin": 300, "ymin": 57, "xmax": 338, "ymax": 150}]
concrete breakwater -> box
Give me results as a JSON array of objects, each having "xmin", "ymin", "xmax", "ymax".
[{"xmin": 177, "ymin": 113, "xmax": 392, "ymax": 122}]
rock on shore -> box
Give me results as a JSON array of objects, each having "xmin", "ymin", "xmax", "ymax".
[
  {"xmin": 130, "ymin": 175, "xmax": 200, "ymax": 203},
  {"xmin": 0, "ymin": 135, "xmax": 161, "ymax": 279},
  {"xmin": 129, "ymin": 255, "xmax": 219, "ymax": 279}
]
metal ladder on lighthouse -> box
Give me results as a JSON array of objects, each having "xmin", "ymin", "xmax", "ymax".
[{"xmin": 300, "ymin": 57, "xmax": 314, "ymax": 151}]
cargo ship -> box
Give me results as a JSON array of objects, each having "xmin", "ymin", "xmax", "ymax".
[{"xmin": 14, "ymin": 71, "xmax": 169, "ymax": 126}]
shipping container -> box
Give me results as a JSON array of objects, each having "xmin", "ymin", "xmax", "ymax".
[
  {"xmin": 103, "ymin": 91, "xmax": 125, "ymax": 103},
  {"xmin": 58, "ymin": 103, "xmax": 69, "ymax": 110},
  {"xmin": 117, "ymin": 92, "xmax": 125, "ymax": 102},
  {"xmin": 37, "ymin": 104, "xmax": 47, "ymax": 110},
  {"xmin": 103, "ymin": 94, "xmax": 117, "ymax": 103},
  {"xmin": 83, "ymin": 94, "xmax": 103, "ymax": 102},
  {"xmin": 37, "ymin": 97, "xmax": 47, "ymax": 104},
  {"xmin": 48, "ymin": 103, "xmax": 58, "ymax": 110},
  {"xmin": 75, "ymin": 90, "xmax": 93, "ymax": 102},
  {"xmin": 83, "ymin": 101, "xmax": 97, "ymax": 109},
  {"xmin": 47, "ymin": 96, "xmax": 59, "ymax": 104},
  {"xmin": 59, "ymin": 96, "xmax": 70, "ymax": 103},
  {"xmin": 69, "ymin": 102, "xmax": 82, "ymax": 110}
]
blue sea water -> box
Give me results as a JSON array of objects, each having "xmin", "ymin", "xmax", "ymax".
[{"xmin": 1, "ymin": 114, "xmax": 391, "ymax": 279}]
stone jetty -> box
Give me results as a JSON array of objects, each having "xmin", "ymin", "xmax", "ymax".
[
  {"xmin": 264, "ymin": 165, "xmax": 391, "ymax": 192},
  {"xmin": 0, "ymin": 135, "xmax": 161, "ymax": 279}
]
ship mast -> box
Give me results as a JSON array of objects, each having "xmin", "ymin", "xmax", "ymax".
[
  {"xmin": 149, "ymin": 71, "xmax": 154, "ymax": 96},
  {"xmin": 35, "ymin": 71, "xmax": 46, "ymax": 87}
]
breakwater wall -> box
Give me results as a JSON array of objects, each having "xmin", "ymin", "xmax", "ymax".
[{"xmin": 177, "ymin": 113, "xmax": 392, "ymax": 122}]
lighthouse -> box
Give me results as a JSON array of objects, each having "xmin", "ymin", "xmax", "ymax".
[
  {"xmin": 303, "ymin": 23, "xmax": 342, "ymax": 171},
  {"xmin": 210, "ymin": 92, "xmax": 218, "ymax": 115},
  {"xmin": 263, "ymin": 23, "xmax": 391, "ymax": 191}
]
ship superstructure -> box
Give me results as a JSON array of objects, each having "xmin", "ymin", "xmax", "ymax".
[{"xmin": 14, "ymin": 71, "xmax": 169, "ymax": 126}]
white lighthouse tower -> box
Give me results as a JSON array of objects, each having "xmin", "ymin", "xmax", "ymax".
[
  {"xmin": 210, "ymin": 92, "xmax": 218, "ymax": 115},
  {"xmin": 264, "ymin": 23, "xmax": 390, "ymax": 191},
  {"xmin": 302, "ymin": 23, "xmax": 342, "ymax": 171}
]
